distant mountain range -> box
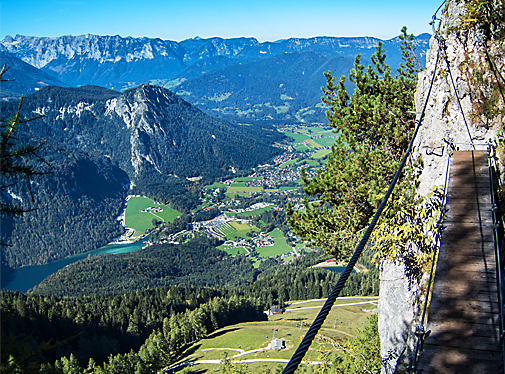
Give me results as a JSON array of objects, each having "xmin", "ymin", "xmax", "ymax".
[
  {"xmin": 0, "ymin": 51, "xmax": 66, "ymax": 99},
  {"xmin": 0, "ymin": 84, "xmax": 284, "ymax": 270},
  {"xmin": 1, "ymin": 33, "xmax": 431, "ymax": 122}
]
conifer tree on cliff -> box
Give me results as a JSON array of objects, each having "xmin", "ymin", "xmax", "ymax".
[
  {"xmin": 287, "ymin": 27, "xmax": 421, "ymax": 261},
  {"xmin": 0, "ymin": 64, "xmax": 51, "ymax": 217}
]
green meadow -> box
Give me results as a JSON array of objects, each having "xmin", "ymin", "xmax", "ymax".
[
  {"xmin": 311, "ymin": 148, "xmax": 332, "ymax": 159},
  {"xmin": 313, "ymin": 137, "xmax": 337, "ymax": 147},
  {"xmin": 174, "ymin": 296, "xmax": 379, "ymax": 373},
  {"xmin": 294, "ymin": 144, "xmax": 311, "ymax": 152},
  {"xmin": 227, "ymin": 221, "xmax": 259, "ymax": 239},
  {"xmin": 280, "ymin": 158, "xmax": 299, "ymax": 168},
  {"xmin": 282, "ymin": 126, "xmax": 338, "ymax": 153},
  {"xmin": 214, "ymin": 221, "xmax": 260, "ymax": 242},
  {"xmin": 205, "ymin": 182, "xmax": 227, "ymax": 189},
  {"xmin": 124, "ymin": 196, "xmax": 181, "ymax": 237},
  {"xmin": 232, "ymin": 176, "xmax": 262, "ymax": 182},
  {"xmin": 284, "ymin": 132, "xmax": 311, "ymax": 143},
  {"xmin": 256, "ymin": 228, "xmax": 292, "ymax": 257},
  {"xmin": 226, "ymin": 205, "xmax": 273, "ymax": 217},
  {"xmin": 220, "ymin": 245, "xmax": 248, "ymax": 256},
  {"xmin": 226, "ymin": 185, "xmax": 264, "ymax": 197}
]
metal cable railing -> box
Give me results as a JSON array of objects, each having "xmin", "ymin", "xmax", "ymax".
[
  {"xmin": 281, "ymin": 36, "xmax": 443, "ymax": 374},
  {"xmin": 437, "ymin": 34, "xmax": 475, "ymax": 150},
  {"xmin": 407, "ymin": 146, "xmax": 452, "ymax": 373},
  {"xmin": 487, "ymin": 142, "xmax": 505, "ymax": 369}
]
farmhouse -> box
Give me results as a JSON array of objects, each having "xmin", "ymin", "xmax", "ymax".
[
  {"xmin": 269, "ymin": 305, "xmax": 282, "ymax": 315},
  {"xmin": 270, "ymin": 338, "xmax": 285, "ymax": 350}
]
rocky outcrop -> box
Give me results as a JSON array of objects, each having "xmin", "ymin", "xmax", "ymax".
[
  {"xmin": 0, "ymin": 84, "xmax": 284, "ymax": 182},
  {"xmin": 414, "ymin": 1, "xmax": 502, "ymax": 196},
  {"xmin": 379, "ymin": 1, "xmax": 504, "ymax": 372}
]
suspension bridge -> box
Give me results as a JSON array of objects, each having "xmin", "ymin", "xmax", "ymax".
[
  {"xmin": 280, "ymin": 2, "xmax": 505, "ymax": 371},
  {"xmin": 415, "ymin": 150, "xmax": 503, "ymax": 373}
]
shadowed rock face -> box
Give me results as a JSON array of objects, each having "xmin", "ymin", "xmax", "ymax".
[
  {"xmin": 379, "ymin": 261, "xmax": 424, "ymax": 373},
  {"xmin": 379, "ymin": 1, "xmax": 505, "ymax": 372}
]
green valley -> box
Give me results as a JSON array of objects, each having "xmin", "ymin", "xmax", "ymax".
[{"xmin": 123, "ymin": 196, "xmax": 182, "ymax": 239}]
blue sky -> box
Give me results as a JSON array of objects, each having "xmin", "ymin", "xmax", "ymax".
[{"xmin": 1, "ymin": 1, "xmax": 444, "ymax": 42}]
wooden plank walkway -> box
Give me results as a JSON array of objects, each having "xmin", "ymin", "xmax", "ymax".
[{"xmin": 417, "ymin": 150, "xmax": 502, "ymax": 373}]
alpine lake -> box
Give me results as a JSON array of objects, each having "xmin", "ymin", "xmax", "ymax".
[{"xmin": 3, "ymin": 236, "xmax": 150, "ymax": 293}]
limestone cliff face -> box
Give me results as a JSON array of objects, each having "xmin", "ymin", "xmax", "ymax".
[
  {"xmin": 379, "ymin": 1, "xmax": 504, "ymax": 372},
  {"xmin": 413, "ymin": 1, "xmax": 503, "ymax": 196}
]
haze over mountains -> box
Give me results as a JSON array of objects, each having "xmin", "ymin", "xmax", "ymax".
[
  {"xmin": 0, "ymin": 51, "xmax": 67, "ymax": 99},
  {"xmin": 1, "ymin": 33, "xmax": 431, "ymax": 122}
]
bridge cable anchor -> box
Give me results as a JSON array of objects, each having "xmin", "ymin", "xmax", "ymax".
[{"xmin": 414, "ymin": 325, "xmax": 431, "ymax": 352}]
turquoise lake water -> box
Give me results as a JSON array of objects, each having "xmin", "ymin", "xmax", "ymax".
[
  {"xmin": 3, "ymin": 237, "xmax": 149, "ymax": 293},
  {"xmin": 319, "ymin": 266, "xmax": 349, "ymax": 273}
]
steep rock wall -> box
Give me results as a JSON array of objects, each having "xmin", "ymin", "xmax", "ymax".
[{"xmin": 379, "ymin": 1, "xmax": 504, "ymax": 372}]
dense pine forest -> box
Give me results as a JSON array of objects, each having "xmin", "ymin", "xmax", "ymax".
[
  {"xmin": 1, "ymin": 138, "xmax": 129, "ymax": 269},
  {"xmin": 1, "ymin": 251, "xmax": 379, "ymax": 373},
  {"xmin": 33, "ymin": 237, "xmax": 261, "ymax": 297}
]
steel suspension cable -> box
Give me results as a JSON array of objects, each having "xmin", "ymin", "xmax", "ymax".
[
  {"xmin": 487, "ymin": 143, "xmax": 505, "ymax": 369},
  {"xmin": 483, "ymin": 40, "xmax": 505, "ymax": 107},
  {"xmin": 438, "ymin": 36, "xmax": 475, "ymax": 149},
  {"xmin": 281, "ymin": 42, "xmax": 443, "ymax": 374},
  {"xmin": 408, "ymin": 145, "xmax": 452, "ymax": 373}
]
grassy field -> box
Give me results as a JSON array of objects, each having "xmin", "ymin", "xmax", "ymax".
[
  {"xmin": 280, "ymin": 158, "xmax": 299, "ymax": 168},
  {"xmin": 305, "ymin": 139, "xmax": 322, "ymax": 148},
  {"xmin": 311, "ymin": 149, "xmax": 332, "ymax": 159},
  {"xmin": 124, "ymin": 196, "xmax": 181, "ymax": 237},
  {"xmin": 233, "ymin": 176, "xmax": 261, "ymax": 182},
  {"xmin": 256, "ymin": 228, "xmax": 292, "ymax": 257},
  {"xmin": 173, "ymin": 296, "xmax": 379, "ymax": 373},
  {"xmin": 295, "ymin": 144, "xmax": 311, "ymax": 152},
  {"xmin": 212, "ymin": 220, "xmax": 260, "ymax": 242},
  {"xmin": 220, "ymin": 245, "xmax": 248, "ymax": 256},
  {"xmin": 205, "ymin": 182, "xmax": 227, "ymax": 189},
  {"xmin": 226, "ymin": 185, "xmax": 264, "ymax": 197},
  {"xmin": 304, "ymin": 159, "xmax": 320, "ymax": 167},
  {"xmin": 221, "ymin": 221, "xmax": 259, "ymax": 240},
  {"xmin": 279, "ymin": 186, "xmax": 298, "ymax": 191},
  {"xmin": 314, "ymin": 137, "xmax": 338, "ymax": 147},
  {"xmin": 229, "ymin": 206, "xmax": 273, "ymax": 217},
  {"xmin": 282, "ymin": 126, "xmax": 338, "ymax": 155},
  {"xmin": 284, "ymin": 132, "xmax": 311, "ymax": 143}
]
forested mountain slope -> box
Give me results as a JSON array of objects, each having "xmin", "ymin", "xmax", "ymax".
[
  {"xmin": 175, "ymin": 51, "xmax": 357, "ymax": 121},
  {"xmin": 1, "ymin": 138, "xmax": 129, "ymax": 270},
  {"xmin": 0, "ymin": 84, "xmax": 284, "ymax": 270},
  {"xmin": 0, "ymin": 51, "xmax": 66, "ymax": 99},
  {"xmin": 33, "ymin": 237, "xmax": 260, "ymax": 297},
  {"xmin": 0, "ymin": 84, "xmax": 284, "ymax": 206}
]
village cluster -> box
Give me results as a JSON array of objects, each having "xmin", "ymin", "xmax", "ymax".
[{"xmin": 130, "ymin": 125, "xmax": 334, "ymax": 262}]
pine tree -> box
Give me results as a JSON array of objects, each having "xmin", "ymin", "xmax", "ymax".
[
  {"xmin": 0, "ymin": 64, "xmax": 51, "ymax": 217},
  {"xmin": 287, "ymin": 27, "xmax": 421, "ymax": 261}
]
